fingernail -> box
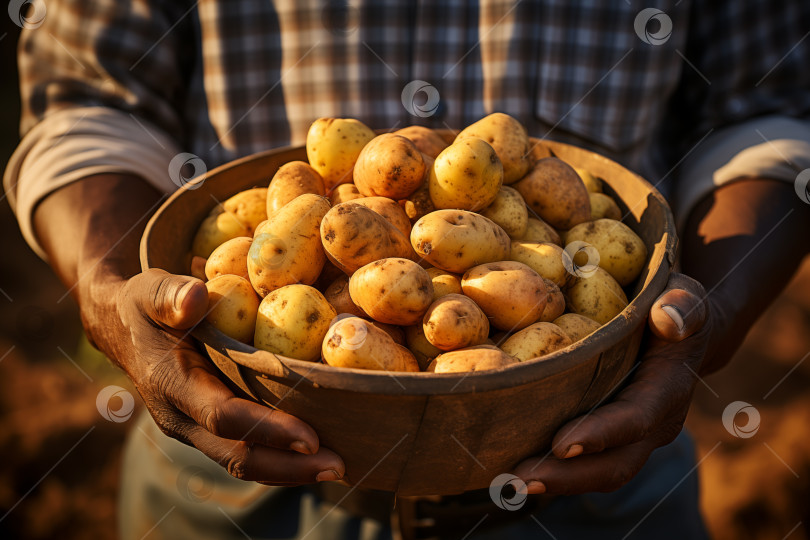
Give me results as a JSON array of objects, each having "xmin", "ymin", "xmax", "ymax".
[
  {"xmin": 526, "ymin": 481, "xmax": 546, "ymax": 494},
  {"xmin": 290, "ymin": 440, "xmax": 313, "ymax": 455},
  {"xmin": 660, "ymin": 304, "xmax": 685, "ymax": 334},
  {"xmin": 564, "ymin": 444, "xmax": 583, "ymax": 459},
  {"xmin": 316, "ymin": 469, "xmax": 342, "ymax": 482},
  {"xmin": 174, "ymin": 280, "xmax": 198, "ymax": 312}
]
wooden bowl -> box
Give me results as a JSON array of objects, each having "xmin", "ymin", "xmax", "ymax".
[{"xmin": 140, "ymin": 137, "xmax": 676, "ymax": 496}]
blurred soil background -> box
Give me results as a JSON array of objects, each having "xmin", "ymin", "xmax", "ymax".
[{"xmin": 1, "ymin": 14, "xmax": 809, "ymax": 540}]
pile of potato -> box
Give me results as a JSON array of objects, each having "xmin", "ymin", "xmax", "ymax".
[{"xmin": 190, "ymin": 113, "xmax": 648, "ymax": 374}]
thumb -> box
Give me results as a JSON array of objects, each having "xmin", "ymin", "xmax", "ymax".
[
  {"xmin": 129, "ymin": 268, "xmax": 208, "ymax": 330},
  {"xmin": 648, "ymin": 273, "xmax": 707, "ymax": 342}
]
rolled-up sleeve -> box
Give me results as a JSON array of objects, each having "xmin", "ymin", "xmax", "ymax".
[
  {"xmin": 3, "ymin": 107, "xmax": 181, "ymax": 258},
  {"xmin": 3, "ymin": 0, "xmax": 195, "ymax": 258},
  {"xmin": 674, "ymin": 115, "xmax": 810, "ymax": 230}
]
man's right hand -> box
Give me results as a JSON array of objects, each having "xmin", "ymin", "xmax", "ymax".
[{"xmin": 34, "ymin": 175, "xmax": 345, "ymax": 486}]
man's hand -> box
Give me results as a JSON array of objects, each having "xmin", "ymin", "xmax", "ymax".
[
  {"xmin": 513, "ymin": 273, "xmax": 710, "ymax": 495},
  {"xmin": 34, "ymin": 174, "xmax": 345, "ymax": 486}
]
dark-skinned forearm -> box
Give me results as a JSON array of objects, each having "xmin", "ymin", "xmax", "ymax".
[
  {"xmin": 682, "ymin": 178, "xmax": 810, "ymax": 374},
  {"xmin": 34, "ymin": 174, "xmax": 164, "ymax": 296}
]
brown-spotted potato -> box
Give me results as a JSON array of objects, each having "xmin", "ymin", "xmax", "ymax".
[
  {"xmin": 429, "ymin": 138, "xmax": 503, "ymax": 211},
  {"xmin": 348, "ymin": 258, "xmax": 433, "ymax": 325},
  {"xmin": 205, "ymin": 236, "xmax": 252, "ymax": 281},
  {"xmin": 480, "ymin": 186, "xmax": 529, "ymax": 238},
  {"xmin": 266, "ymin": 161, "xmax": 325, "ymax": 215},
  {"xmin": 247, "ymin": 194, "xmax": 329, "ymax": 297},
  {"xmin": 306, "ymin": 117, "xmax": 376, "ymax": 191},
  {"xmin": 322, "ymin": 317, "xmax": 419, "ymax": 372},
  {"xmin": 205, "ymin": 275, "xmax": 260, "ymax": 344},
  {"xmin": 501, "ymin": 322, "xmax": 572, "ymax": 361},
  {"xmin": 254, "ymin": 284, "xmax": 336, "ymax": 361},
  {"xmin": 455, "ymin": 113, "xmax": 532, "ymax": 184},
  {"xmin": 422, "ymin": 293, "xmax": 489, "ymax": 351},
  {"xmin": 461, "ymin": 261, "xmax": 547, "ymax": 331},
  {"xmin": 565, "ymin": 219, "xmax": 647, "ymax": 286},
  {"xmin": 410, "ymin": 210, "xmax": 510, "ymax": 273},
  {"xmin": 514, "ymin": 157, "xmax": 591, "ymax": 229}
]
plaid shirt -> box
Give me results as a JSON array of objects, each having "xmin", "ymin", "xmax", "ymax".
[{"xmin": 15, "ymin": 0, "xmax": 810, "ymax": 177}]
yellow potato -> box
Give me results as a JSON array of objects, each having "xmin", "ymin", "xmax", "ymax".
[
  {"xmin": 322, "ymin": 317, "xmax": 419, "ymax": 372},
  {"xmin": 425, "ymin": 267, "xmax": 462, "ymax": 301},
  {"xmin": 348, "ymin": 258, "xmax": 433, "ymax": 325},
  {"xmin": 205, "ymin": 236, "xmax": 252, "ymax": 281},
  {"xmin": 514, "ymin": 157, "xmax": 591, "ymax": 229},
  {"xmin": 573, "ymin": 166, "xmax": 603, "ymax": 193},
  {"xmin": 518, "ymin": 217, "xmax": 561, "ymax": 245},
  {"xmin": 394, "ymin": 126, "xmax": 449, "ymax": 159},
  {"xmin": 254, "ymin": 284, "xmax": 336, "ymax": 361},
  {"xmin": 553, "ymin": 313, "xmax": 601, "ymax": 343},
  {"xmin": 432, "ymin": 345, "xmax": 518, "ymax": 373},
  {"xmin": 353, "ymin": 134, "xmax": 426, "ymax": 200},
  {"xmin": 266, "ymin": 161, "xmax": 325, "ymax": 215},
  {"xmin": 501, "ymin": 322, "xmax": 573, "ymax": 362},
  {"xmin": 323, "ymin": 274, "xmax": 366, "ymax": 317},
  {"xmin": 565, "ymin": 219, "xmax": 647, "ymax": 286},
  {"xmin": 191, "ymin": 211, "xmax": 251, "ymax": 258},
  {"xmin": 429, "ymin": 138, "xmax": 503, "ymax": 211},
  {"xmin": 422, "ymin": 294, "xmax": 489, "ymax": 351},
  {"xmin": 221, "ymin": 188, "xmax": 268, "ymax": 235},
  {"xmin": 461, "ymin": 261, "xmax": 547, "ymax": 331},
  {"xmin": 351, "ymin": 196, "xmax": 412, "ymax": 238},
  {"xmin": 566, "ymin": 267, "xmax": 628, "ymax": 324},
  {"xmin": 509, "ymin": 241, "xmax": 568, "ymax": 288},
  {"xmin": 538, "ymin": 279, "xmax": 565, "ymax": 322},
  {"xmin": 329, "ymin": 183, "xmax": 363, "ymax": 206},
  {"xmin": 480, "ymin": 186, "xmax": 529, "ymax": 238},
  {"xmin": 404, "ymin": 324, "xmax": 442, "ymax": 370},
  {"xmin": 455, "ymin": 113, "xmax": 531, "ymax": 184},
  {"xmin": 306, "ymin": 117, "xmax": 376, "ymax": 191},
  {"xmin": 247, "ymin": 194, "xmax": 329, "ymax": 297},
  {"xmin": 205, "ymin": 275, "xmax": 260, "ymax": 344},
  {"xmin": 320, "ymin": 202, "xmax": 414, "ymax": 274},
  {"xmin": 410, "ymin": 210, "xmax": 510, "ymax": 273},
  {"xmin": 589, "ymin": 192, "xmax": 622, "ymax": 221}
]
